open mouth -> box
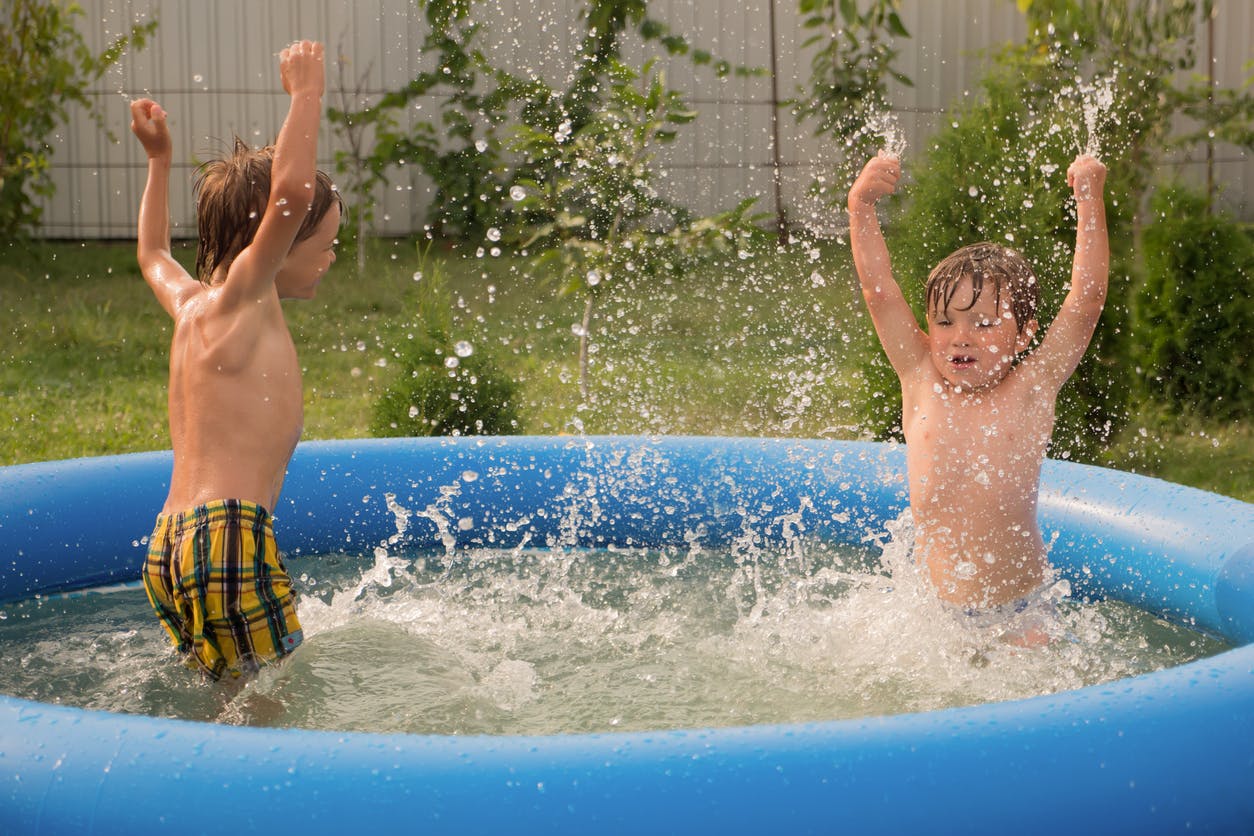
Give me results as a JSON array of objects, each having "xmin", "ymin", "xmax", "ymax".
[{"xmin": 949, "ymin": 354, "xmax": 976, "ymax": 367}]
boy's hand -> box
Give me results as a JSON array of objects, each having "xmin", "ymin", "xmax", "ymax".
[
  {"xmin": 1067, "ymin": 154, "xmax": 1106, "ymax": 202},
  {"xmin": 848, "ymin": 153, "xmax": 901, "ymax": 210},
  {"xmin": 280, "ymin": 40, "xmax": 325, "ymax": 99},
  {"xmin": 130, "ymin": 99, "xmax": 172, "ymax": 161}
]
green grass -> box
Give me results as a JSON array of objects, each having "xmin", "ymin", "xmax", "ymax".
[{"xmin": 1, "ymin": 237, "xmax": 1250, "ymax": 502}]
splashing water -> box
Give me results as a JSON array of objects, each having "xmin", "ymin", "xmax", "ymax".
[
  {"xmin": 0, "ymin": 499, "xmax": 1226, "ymax": 735},
  {"xmin": 1076, "ymin": 73, "xmax": 1117, "ymax": 158},
  {"xmin": 866, "ymin": 110, "xmax": 907, "ymax": 160}
]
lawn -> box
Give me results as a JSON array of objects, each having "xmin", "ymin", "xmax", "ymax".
[{"xmin": 1, "ymin": 237, "xmax": 1249, "ymax": 502}]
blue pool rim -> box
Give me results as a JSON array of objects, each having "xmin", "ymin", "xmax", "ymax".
[{"xmin": 1, "ymin": 435, "xmax": 1252, "ymax": 834}]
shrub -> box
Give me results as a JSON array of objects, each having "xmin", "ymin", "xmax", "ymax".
[
  {"xmin": 371, "ymin": 249, "xmax": 521, "ymax": 438},
  {"xmin": 0, "ymin": 1, "xmax": 155, "ymax": 237},
  {"xmin": 1134, "ymin": 187, "xmax": 1252, "ymax": 421},
  {"xmin": 371, "ymin": 339, "xmax": 521, "ymax": 437}
]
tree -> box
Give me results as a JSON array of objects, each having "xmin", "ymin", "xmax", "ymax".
[
  {"xmin": 327, "ymin": 0, "xmax": 533, "ymax": 248},
  {"xmin": 1014, "ymin": 0, "xmax": 1253, "ymax": 225},
  {"xmin": 0, "ymin": 0, "xmax": 156, "ymax": 238},
  {"xmin": 510, "ymin": 58, "xmax": 764, "ymax": 401},
  {"xmin": 793, "ymin": 0, "xmax": 912, "ymax": 209},
  {"xmin": 330, "ymin": 0, "xmax": 765, "ymax": 402},
  {"xmin": 327, "ymin": 0, "xmax": 757, "ymax": 252}
]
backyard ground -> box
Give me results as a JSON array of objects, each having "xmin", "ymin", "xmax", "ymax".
[{"xmin": 1, "ymin": 238, "xmax": 1249, "ymax": 502}]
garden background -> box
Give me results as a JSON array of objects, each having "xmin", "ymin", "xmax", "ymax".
[{"xmin": 2, "ymin": 0, "xmax": 1250, "ymax": 501}]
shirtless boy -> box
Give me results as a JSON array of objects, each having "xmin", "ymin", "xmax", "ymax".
[
  {"xmin": 130, "ymin": 40, "xmax": 340, "ymax": 679},
  {"xmin": 847, "ymin": 151, "xmax": 1108, "ymax": 635}
]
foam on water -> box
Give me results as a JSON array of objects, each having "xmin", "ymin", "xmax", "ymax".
[{"xmin": 0, "ymin": 508, "xmax": 1227, "ymax": 735}]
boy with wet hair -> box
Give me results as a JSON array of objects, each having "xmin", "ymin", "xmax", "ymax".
[
  {"xmin": 129, "ymin": 40, "xmax": 341, "ymax": 679},
  {"xmin": 847, "ymin": 151, "xmax": 1108, "ymax": 644}
]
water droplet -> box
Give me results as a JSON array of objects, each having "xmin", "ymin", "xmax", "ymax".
[
  {"xmin": 510, "ymin": 185, "xmax": 526, "ymax": 201},
  {"xmin": 454, "ymin": 341, "xmax": 474, "ymax": 358},
  {"xmin": 192, "ymin": 73, "xmax": 204, "ymax": 83},
  {"xmin": 412, "ymin": 271, "xmax": 423, "ymax": 282},
  {"xmin": 486, "ymin": 227, "xmax": 501, "ymax": 242},
  {"xmin": 475, "ymin": 139, "xmax": 488, "ymax": 153},
  {"xmin": 968, "ymin": 186, "xmax": 979, "ymax": 197},
  {"xmin": 444, "ymin": 356, "xmax": 460, "ymax": 369}
]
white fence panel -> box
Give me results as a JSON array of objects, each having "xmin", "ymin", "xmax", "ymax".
[{"xmin": 33, "ymin": 0, "xmax": 1253, "ymax": 239}]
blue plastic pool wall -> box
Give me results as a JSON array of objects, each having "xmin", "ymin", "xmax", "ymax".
[{"xmin": 1, "ymin": 436, "xmax": 1252, "ymax": 834}]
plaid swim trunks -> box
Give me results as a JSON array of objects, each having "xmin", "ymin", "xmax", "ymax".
[{"xmin": 143, "ymin": 500, "xmax": 303, "ymax": 680}]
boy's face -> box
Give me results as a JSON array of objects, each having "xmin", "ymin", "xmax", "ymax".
[
  {"xmin": 925, "ymin": 274, "xmax": 1034, "ymax": 391},
  {"xmin": 276, "ymin": 205, "xmax": 340, "ymax": 300}
]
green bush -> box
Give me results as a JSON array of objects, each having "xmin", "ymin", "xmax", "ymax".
[
  {"xmin": 0, "ymin": 1, "xmax": 155, "ymax": 237},
  {"xmin": 370, "ymin": 249, "xmax": 521, "ymax": 438},
  {"xmin": 1134, "ymin": 187, "xmax": 1252, "ymax": 421},
  {"xmin": 371, "ymin": 337, "xmax": 521, "ymax": 437}
]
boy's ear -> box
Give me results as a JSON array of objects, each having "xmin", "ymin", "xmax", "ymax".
[{"xmin": 1016, "ymin": 319, "xmax": 1039, "ymax": 352}]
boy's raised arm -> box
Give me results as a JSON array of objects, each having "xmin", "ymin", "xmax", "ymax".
[
  {"xmin": 848, "ymin": 154, "xmax": 928, "ymax": 377},
  {"xmin": 222, "ymin": 40, "xmax": 325, "ymax": 301},
  {"xmin": 1029, "ymin": 154, "xmax": 1109, "ymax": 389},
  {"xmin": 131, "ymin": 99, "xmax": 197, "ymax": 317}
]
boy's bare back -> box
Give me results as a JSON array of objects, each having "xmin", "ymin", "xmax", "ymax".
[
  {"xmin": 130, "ymin": 41, "xmax": 335, "ymax": 514},
  {"xmin": 848, "ymin": 152, "xmax": 1108, "ymax": 609}
]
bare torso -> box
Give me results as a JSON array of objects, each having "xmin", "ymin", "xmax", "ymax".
[
  {"xmin": 847, "ymin": 151, "xmax": 1108, "ymax": 613},
  {"xmin": 902, "ymin": 364, "xmax": 1054, "ymax": 608},
  {"xmin": 163, "ymin": 288, "xmax": 303, "ymax": 513}
]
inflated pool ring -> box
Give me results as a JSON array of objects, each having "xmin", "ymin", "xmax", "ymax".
[{"xmin": 1, "ymin": 436, "xmax": 1251, "ymax": 834}]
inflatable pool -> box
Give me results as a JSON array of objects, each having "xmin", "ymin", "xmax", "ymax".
[{"xmin": 1, "ymin": 436, "xmax": 1252, "ymax": 833}]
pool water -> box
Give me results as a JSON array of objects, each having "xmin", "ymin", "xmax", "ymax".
[{"xmin": 0, "ymin": 532, "xmax": 1230, "ymax": 736}]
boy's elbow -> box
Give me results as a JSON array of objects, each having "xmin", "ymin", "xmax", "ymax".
[
  {"xmin": 136, "ymin": 244, "xmax": 161, "ymax": 270},
  {"xmin": 137, "ymin": 239, "xmax": 179, "ymax": 270}
]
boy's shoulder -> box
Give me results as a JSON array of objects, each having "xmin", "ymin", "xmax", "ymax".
[{"xmin": 173, "ymin": 274, "xmax": 283, "ymax": 330}]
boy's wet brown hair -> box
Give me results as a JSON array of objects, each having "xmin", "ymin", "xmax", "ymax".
[
  {"xmin": 192, "ymin": 138, "xmax": 342, "ymax": 283},
  {"xmin": 925, "ymin": 242, "xmax": 1039, "ymax": 333}
]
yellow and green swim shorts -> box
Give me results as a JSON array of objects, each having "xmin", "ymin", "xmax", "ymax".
[{"xmin": 143, "ymin": 499, "xmax": 303, "ymax": 680}]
